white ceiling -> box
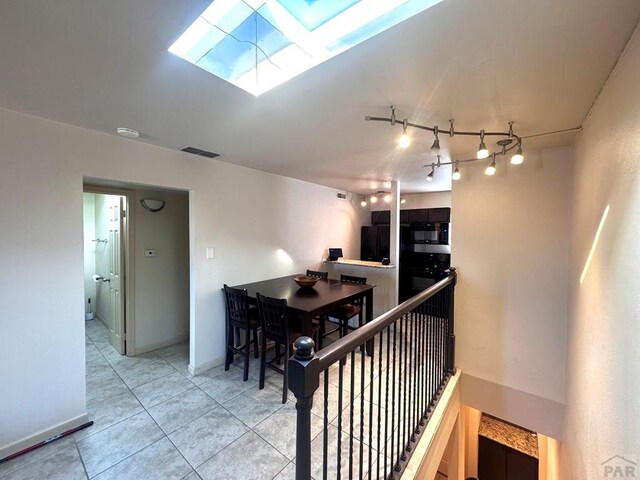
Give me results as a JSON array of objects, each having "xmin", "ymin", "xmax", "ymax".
[{"xmin": 0, "ymin": 0, "xmax": 639, "ymax": 194}]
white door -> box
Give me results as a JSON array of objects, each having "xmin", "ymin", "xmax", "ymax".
[{"xmin": 107, "ymin": 197, "xmax": 126, "ymax": 354}]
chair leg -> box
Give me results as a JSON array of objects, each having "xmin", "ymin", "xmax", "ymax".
[
  {"xmin": 275, "ymin": 343, "xmax": 281, "ymax": 364},
  {"xmin": 253, "ymin": 328, "xmax": 259, "ymax": 359},
  {"xmin": 318, "ymin": 316, "xmax": 325, "ymax": 350},
  {"xmin": 243, "ymin": 329, "xmax": 250, "ymax": 382},
  {"xmin": 282, "ymin": 342, "xmax": 289, "ymax": 404},
  {"xmin": 225, "ymin": 324, "xmax": 234, "ymax": 371},
  {"xmin": 259, "ymin": 335, "xmax": 266, "ymax": 390}
]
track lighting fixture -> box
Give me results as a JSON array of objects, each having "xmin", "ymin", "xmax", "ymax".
[
  {"xmin": 365, "ymin": 107, "xmax": 581, "ymax": 185},
  {"xmin": 511, "ymin": 141, "xmax": 524, "ymax": 165},
  {"xmin": 477, "ymin": 130, "xmax": 489, "ymax": 159},
  {"xmin": 359, "ymin": 191, "xmax": 393, "ymax": 206},
  {"xmin": 485, "ymin": 153, "xmax": 497, "ymax": 176},
  {"xmin": 398, "ymin": 118, "xmax": 410, "ymax": 148},
  {"xmin": 452, "ymin": 161, "xmax": 461, "ymax": 181},
  {"xmin": 430, "ymin": 126, "xmax": 440, "ymax": 154},
  {"xmin": 400, "ymin": 197, "xmax": 406, "ymax": 204}
]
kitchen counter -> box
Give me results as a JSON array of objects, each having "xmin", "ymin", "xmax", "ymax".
[
  {"xmin": 478, "ymin": 414, "xmax": 538, "ymax": 459},
  {"xmin": 325, "ymin": 258, "xmax": 396, "ymax": 269}
]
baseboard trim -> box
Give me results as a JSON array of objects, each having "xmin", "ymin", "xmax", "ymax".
[
  {"xmin": 0, "ymin": 413, "xmax": 89, "ymax": 460},
  {"xmin": 188, "ymin": 355, "xmax": 226, "ymax": 376},
  {"xmin": 132, "ymin": 335, "xmax": 189, "ymax": 356}
]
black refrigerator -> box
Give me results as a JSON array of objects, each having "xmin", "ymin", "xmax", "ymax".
[{"xmin": 360, "ymin": 225, "xmax": 390, "ymax": 261}]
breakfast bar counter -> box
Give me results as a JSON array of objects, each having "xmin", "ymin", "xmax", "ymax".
[{"xmin": 324, "ymin": 258, "xmax": 396, "ymax": 269}]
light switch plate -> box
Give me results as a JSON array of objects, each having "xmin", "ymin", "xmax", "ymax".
[
  {"xmin": 144, "ymin": 249, "xmax": 157, "ymax": 257},
  {"xmin": 206, "ymin": 247, "xmax": 215, "ymax": 259}
]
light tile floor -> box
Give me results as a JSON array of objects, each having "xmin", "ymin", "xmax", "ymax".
[
  {"xmin": 1, "ymin": 319, "xmax": 445, "ymax": 480},
  {"xmin": 0, "ymin": 321, "xmax": 301, "ymax": 480}
]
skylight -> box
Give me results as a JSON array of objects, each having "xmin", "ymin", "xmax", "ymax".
[{"xmin": 169, "ymin": 0, "xmax": 443, "ymax": 96}]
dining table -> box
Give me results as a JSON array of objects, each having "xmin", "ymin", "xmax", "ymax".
[{"xmin": 230, "ymin": 275, "xmax": 375, "ymax": 352}]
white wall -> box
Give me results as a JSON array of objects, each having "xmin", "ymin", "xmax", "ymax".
[
  {"xmin": 133, "ymin": 188, "xmax": 189, "ymax": 353},
  {"xmin": 0, "ymin": 107, "xmax": 365, "ymax": 457},
  {"xmin": 400, "ymin": 191, "xmax": 451, "ymax": 210},
  {"xmin": 452, "ymin": 146, "xmax": 571, "ymax": 439},
  {"xmin": 82, "ymin": 193, "xmax": 96, "ymax": 314},
  {"xmin": 562, "ymin": 28, "xmax": 640, "ymax": 478}
]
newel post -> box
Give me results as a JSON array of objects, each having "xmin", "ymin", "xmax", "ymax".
[
  {"xmin": 288, "ymin": 336, "xmax": 320, "ymax": 480},
  {"xmin": 447, "ymin": 267, "xmax": 457, "ymax": 374}
]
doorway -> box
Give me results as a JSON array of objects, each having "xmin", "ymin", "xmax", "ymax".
[{"xmin": 83, "ymin": 190, "xmax": 129, "ymax": 354}]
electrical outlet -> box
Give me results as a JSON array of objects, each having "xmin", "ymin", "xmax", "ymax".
[{"xmin": 206, "ymin": 247, "xmax": 215, "ymax": 259}]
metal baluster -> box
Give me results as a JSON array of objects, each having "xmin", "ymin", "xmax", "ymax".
[
  {"xmin": 349, "ymin": 351, "xmax": 355, "ymax": 480},
  {"xmin": 377, "ymin": 330, "xmax": 384, "ymax": 480},
  {"xmin": 338, "ymin": 358, "xmax": 344, "ymax": 480},
  {"xmin": 360, "ymin": 349, "xmax": 365, "ymax": 480},
  {"xmin": 323, "ymin": 370, "xmax": 329, "ymax": 480},
  {"xmin": 390, "ymin": 321, "xmax": 397, "ymax": 473},
  {"xmin": 401, "ymin": 311, "xmax": 409, "ymax": 457},
  {"xmin": 395, "ymin": 315, "xmax": 403, "ymax": 471},
  {"xmin": 384, "ymin": 326, "xmax": 391, "ymax": 478},
  {"xmin": 411, "ymin": 309, "xmax": 418, "ymax": 442}
]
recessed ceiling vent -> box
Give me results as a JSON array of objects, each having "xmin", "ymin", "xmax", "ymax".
[{"xmin": 180, "ymin": 146, "xmax": 220, "ymax": 158}]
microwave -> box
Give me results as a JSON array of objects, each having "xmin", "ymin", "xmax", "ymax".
[{"xmin": 411, "ymin": 223, "xmax": 449, "ymax": 245}]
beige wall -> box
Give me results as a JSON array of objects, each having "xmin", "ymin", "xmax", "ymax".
[
  {"xmin": 452, "ymin": 146, "xmax": 571, "ymax": 438},
  {"xmin": 0, "ymin": 107, "xmax": 366, "ymax": 457},
  {"xmin": 562, "ymin": 27, "xmax": 640, "ymax": 479},
  {"xmin": 133, "ymin": 188, "xmax": 189, "ymax": 354},
  {"xmin": 82, "ymin": 193, "xmax": 96, "ymax": 313}
]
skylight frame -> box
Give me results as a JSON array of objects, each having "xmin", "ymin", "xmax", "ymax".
[{"xmin": 168, "ymin": 0, "xmax": 444, "ymax": 96}]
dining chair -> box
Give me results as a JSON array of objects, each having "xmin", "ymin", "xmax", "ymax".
[
  {"xmin": 256, "ymin": 292, "xmax": 318, "ymax": 404},
  {"xmin": 223, "ymin": 284, "xmax": 260, "ymax": 382},
  {"xmin": 306, "ymin": 269, "xmax": 328, "ymax": 280},
  {"xmin": 323, "ymin": 274, "xmax": 367, "ymax": 345}
]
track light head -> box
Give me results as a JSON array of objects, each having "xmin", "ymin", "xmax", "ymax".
[
  {"xmin": 485, "ymin": 153, "xmax": 496, "ymax": 176},
  {"xmin": 383, "ymin": 193, "xmax": 392, "ymax": 203},
  {"xmin": 370, "ymin": 195, "xmax": 377, "ymax": 204},
  {"xmin": 511, "ymin": 142, "xmax": 524, "ymax": 165},
  {"xmin": 477, "ymin": 130, "xmax": 489, "ymax": 159},
  {"xmin": 360, "ymin": 199, "xmax": 367, "ymax": 207},
  {"xmin": 430, "ymin": 137, "xmax": 440, "ymax": 154},
  {"xmin": 399, "ymin": 118, "xmax": 410, "ymax": 148},
  {"xmin": 452, "ymin": 161, "xmax": 461, "ymax": 181}
]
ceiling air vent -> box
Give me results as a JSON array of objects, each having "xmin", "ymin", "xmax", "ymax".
[
  {"xmin": 337, "ymin": 193, "xmax": 347, "ymax": 199},
  {"xmin": 180, "ymin": 146, "xmax": 220, "ymax": 158}
]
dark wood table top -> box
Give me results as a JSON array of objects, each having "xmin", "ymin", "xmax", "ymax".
[{"xmin": 231, "ymin": 275, "xmax": 375, "ymax": 316}]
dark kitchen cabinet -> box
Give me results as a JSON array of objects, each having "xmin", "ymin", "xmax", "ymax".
[
  {"xmin": 407, "ymin": 209, "xmax": 429, "ymax": 223},
  {"xmin": 371, "ymin": 210, "xmax": 391, "ymax": 225},
  {"xmin": 478, "ymin": 436, "xmax": 538, "ymax": 480},
  {"xmin": 428, "ymin": 207, "xmax": 451, "ymax": 222},
  {"xmin": 399, "ymin": 210, "xmax": 409, "ymax": 224}
]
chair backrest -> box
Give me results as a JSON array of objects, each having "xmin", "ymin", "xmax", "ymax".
[
  {"xmin": 256, "ymin": 293, "xmax": 289, "ymax": 344},
  {"xmin": 340, "ymin": 274, "xmax": 367, "ymax": 306},
  {"xmin": 340, "ymin": 274, "xmax": 367, "ymax": 285},
  {"xmin": 306, "ymin": 269, "xmax": 328, "ymax": 280},
  {"xmin": 223, "ymin": 284, "xmax": 251, "ymax": 329}
]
